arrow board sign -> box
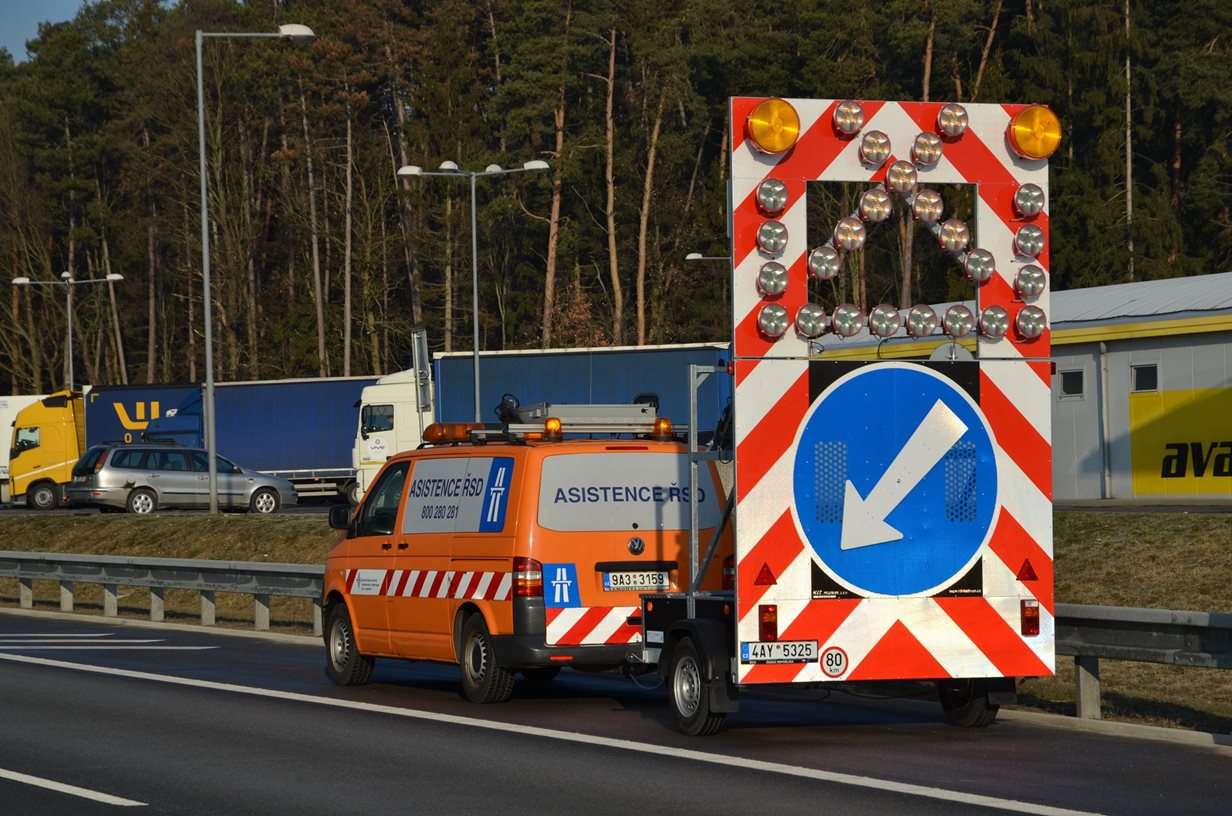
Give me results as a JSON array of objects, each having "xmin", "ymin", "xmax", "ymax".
[{"xmin": 791, "ymin": 362, "xmax": 999, "ymax": 597}]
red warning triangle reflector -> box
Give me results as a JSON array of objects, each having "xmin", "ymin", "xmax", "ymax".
[
  {"xmin": 754, "ymin": 563, "xmax": 777, "ymax": 586},
  {"xmin": 1016, "ymin": 559, "xmax": 1039, "ymax": 581}
]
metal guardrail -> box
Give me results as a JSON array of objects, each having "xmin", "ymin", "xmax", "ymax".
[
  {"xmin": 1055, "ymin": 601, "xmax": 1232, "ymax": 719},
  {"xmin": 1, "ymin": 552, "xmax": 1228, "ymax": 721},
  {"xmin": 0, "ymin": 551, "xmax": 324, "ymax": 635}
]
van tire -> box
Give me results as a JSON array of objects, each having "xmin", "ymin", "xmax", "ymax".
[
  {"xmin": 668, "ymin": 637, "xmax": 725, "ymax": 736},
  {"xmin": 126, "ymin": 488, "xmax": 157, "ymax": 515},
  {"xmin": 460, "ymin": 615, "xmax": 514, "ymax": 704},
  {"xmin": 937, "ymin": 678, "xmax": 999, "ymax": 728},
  {"xmin": 325, "ymin": 604, "xmax": 374, "ymax": 686},
  {"xmin": 28, "ymin": 482, "xmax": 60, "ymax": 511}
]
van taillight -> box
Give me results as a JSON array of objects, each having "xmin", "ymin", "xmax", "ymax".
[
  {"xmin": 722, "ymin": 555, "xmax": 736, "ymax": 590},
  {"xmin": 759, "ymin": 604, "xmax": 778, "ymax": 641},
  {"xmin": 513, "ymin": 557, "xmax": 543, "ymax": 597}
]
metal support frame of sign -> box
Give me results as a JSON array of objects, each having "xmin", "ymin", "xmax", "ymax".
[{"xmin": 728, "ymin": 98, "xmax": 1055, "ymax": 685}]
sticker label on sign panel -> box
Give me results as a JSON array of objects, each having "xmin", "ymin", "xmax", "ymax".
[
  {"xmin": 602, "ymin": 571, "xmax": 669, "ymax": 592},
  {"xmin": 740, "ymin": 640, "xmax": 819, "ymax": 664}
]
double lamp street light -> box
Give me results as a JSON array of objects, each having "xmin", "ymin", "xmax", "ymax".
[
  {"xmin": 11, "ymin": 272, "xmax": 124, "ymax": 392},
  {"xmin": 396, "ymin": 160, "xmax": 550, "ymax": 422}
]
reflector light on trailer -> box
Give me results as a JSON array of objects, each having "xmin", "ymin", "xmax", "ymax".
[
  {"xmin": 913, "ymin": 189, "xmax": 944, "ymax": 223},
  {"xmin": 1008, "ymin": 105, "xmax": 1062, "ymax": 160},
  {"xmin": 906, "ymin": 304, "xmax": 939, "ymax": 337},
  {"xmin": 1014, "ymin": 183, "xmax": 1046, "ymax": 217},
  {"xmin": 833, "ymin": 100, "xmax": 864, "ymax": 135},
  {"xmin": 796, "ymin": 303, "xmax": 829, "ymax": 338},
  {"xmin": 912, "ymin": 132, "xmax": 943, "ymax": 165},
  {"xmin": 808, "ymin": 245, "xmax": 841, "ymax": 280},
  {"xmin": 513, "ymin": 557, "xmax": 543, "ymax": 597},
  {"xmin": 886, "ymin": 160, "xmax": 918, "ymax": 193},
  {"xmin": 860, "ymin": 131, "xmax": 891, "ymax": 165},
  {"xmin": 757, "ymin": 220, "xmax": 789, "ymax": 254},
  {"xmin": 979, "ymin": 305, "xmax": 1011, "ymax": 338},
  {"xmin": 746, "ymin": 98, "xmax": 801, "ymax": 154},
  {"xmin": 937, "ymin": 103, "xmax": 969, "ymax": 138},
  {"xmin": 831, "ymin": 304, "xmax": 865, "ymax": 337},
  {"xmin": 1015, "ymin": 264, "xmax": 1046, "ymax": 298},
  {"xmin": 964, "ymin": 248, "xmax": 996, "ymax": 283},
  {"xmin": 860, "ymin": 188, "xmax": 892, "ymax": 222},
  {"xmin": 834, "ymin": 217, "xmax": 866, "ymax": 251},
  {"xmin": 868, "ymin": 304, "xmax": 902, "ymax": 337},
  {"xmin": 758, "ymin": 303, "xmax": 791, "ymax": 338},
  {"xmin": 1021, "ymin": 599, "xmax": 1041, "ymax": 636},
  {"xmin": 1016, "ymin": 305, "xmax": 1048, "ymax": 340},
  {"xmin": 757, "ymin": 178, "xmax": 789, "ymax": 215},
  {"xmin": 757, "ymin": 261, "xmax": 789, "ymax": 296},
  {"xmin": 939, "ymin": 218, "xmax": 970, "ymax": 252},
  {"xmin": 759, "ymin": 604, "xmax": 779, "ymax": 642},
  {"xmin": 1015, "ymin": 224, "xmax": 1046, "ymax": 257},
  {"xmin": 943, "ymin": 305, "xmax": 976, "ymax": 337}
]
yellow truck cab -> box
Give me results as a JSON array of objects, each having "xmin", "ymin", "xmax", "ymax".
[
  {"xmin": 8, "ymin": 391, "xmax": 85, "ymax": 510},
  {"xmin": 321, "ymin": 403, "xmax": 732, "ymax": 702}
]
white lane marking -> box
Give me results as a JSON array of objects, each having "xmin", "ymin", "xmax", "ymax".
[
  {"xmin": 0, "ymin": 646, "xmax": 217, "ymax": 651},
  {"xmin": 0, "ymin": 767, "xmax": 146, "ymax": 807},
  {"xmin": 0, "ymin": 633, "xmax": 116, "ymax": 638},
  {"xmin": 0, "ymin": 653, "xmax": 1104, "ymax": 816},
  {"xmin": 0, "ymin": 640, "xmax": 164, "ymax": 645}
]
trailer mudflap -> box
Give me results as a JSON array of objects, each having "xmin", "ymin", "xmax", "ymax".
[{"xmin": 643, "ymin": 592, "xmax": 740, "ymax": 712}]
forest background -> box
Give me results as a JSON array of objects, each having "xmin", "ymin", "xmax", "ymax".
[{"xmin": 2, "ymin": 0, "xmax": 1230, "ymax": 394}]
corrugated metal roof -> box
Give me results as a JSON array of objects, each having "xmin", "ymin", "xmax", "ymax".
[{"xmin": 1052, "ymin": 272, "xmax": 1232, "ymax": 324}]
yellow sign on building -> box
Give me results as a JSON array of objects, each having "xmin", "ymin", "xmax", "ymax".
[{"xmin": 1130, "ymin": 388, "xmax": 1232, "ymax": 496}]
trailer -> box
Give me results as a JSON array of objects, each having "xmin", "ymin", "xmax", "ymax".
[{"xmin": 641, "ymin": 96, "xmax": 1059, "ymax": 734}]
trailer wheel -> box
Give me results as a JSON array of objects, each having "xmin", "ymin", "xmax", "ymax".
[
  {"xmin": 28, "ymin": 481, "xmax": 60, "ymax": 511},
  {"xmin": 126, "ymin": 488, "xmax": 157, "ymax": 515},
  {"xmin": 459, "ymin": 614, "xmax": 514, "ymax": 704},
  {"xmin": 249, "ymin": 487, "xmax": 280, "ymax": 514},
  {"xmin": 324, "ymin": 604, "xmax": 374, "ymax": 686},
  {"xmin": 668, "ymin": 638, "xmax": 725, "ymax": 736},
  {"xmin": 937, "ymin": 679, "xmax": 999, "ymax": 728}
]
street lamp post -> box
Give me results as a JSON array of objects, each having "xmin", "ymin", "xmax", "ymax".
[
  {"xmin": 396, "ymin": 160, "xmax": 551, "ymax": 421},
  {"xmin": 196, "ymin": 23, "xmax": 314, "ymax": 513},
  {"xmin": 11, "ymin": 272, "xmax": 124, "ymax": 392}
]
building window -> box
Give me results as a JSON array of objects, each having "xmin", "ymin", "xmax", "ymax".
[
  {"xmin": 1059, "ymin": 370, "xmax": 1084, "ymax": 398},
  {"xmin": 1131, "ymin": 364, "xmax": 1158, "ymax": 392}
]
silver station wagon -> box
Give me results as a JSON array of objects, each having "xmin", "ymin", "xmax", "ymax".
[{"xmin": 67, "ymin": 444, "xmax": 297, "ymax": 514}]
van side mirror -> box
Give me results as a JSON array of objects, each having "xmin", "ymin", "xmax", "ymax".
[{"xmin": 328, "ymin": 504, "xmax": 354, "ymax": 531}]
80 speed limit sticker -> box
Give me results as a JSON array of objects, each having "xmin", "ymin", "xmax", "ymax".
[{"xmin": 820, "ymin": 646, "xmax": 849, "ymax": 678}]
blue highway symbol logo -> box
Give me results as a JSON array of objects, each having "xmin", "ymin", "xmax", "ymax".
[{"xmin": 792, "ymin": 362, "xmax": 998, "ymax": 597}]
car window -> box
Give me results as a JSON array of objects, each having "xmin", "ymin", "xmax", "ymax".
[
  {"xmin": 217, "ymin": 456, "xmax": 239, "ymax": 473},
  {"xmin": 356, "ymin": 461, "xmax": 410, "ymax": 537},
  {"xmin": 111, "ymin": 448, "xmax": 150, "ymax": 469},
  {"xmin": 154, "ymin": 449, "xmax": 191, "ymax": 472}
]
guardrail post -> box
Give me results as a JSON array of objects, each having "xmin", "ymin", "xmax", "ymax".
[
  {"xmin": 104, "ymin": 584, "xmax": 118, "ymax": 617},
  {"xmin": 19, "ymin": 578, "xmax": 33, "ymax": 609},
  {"xmin": 149, "ymin": 586, "xmax": 165, "ymax": 622},
  {"xmin": 200, "ymin": 590, "xmax": 216, "ymax": 626},
  {"xmin": 312, "ymin": 599, "xmax": 322, "ymax": 637},
  {"xmin": 1075, "ymin": 655, "xmax": 1102, "ymax": 719},
  {"xmin": 254, "ymin": 593, "xmax": 270, "ymax": 631},
  {"xmin": 59, "ymin": 580, "xmax": 74, "ymax": 612}
]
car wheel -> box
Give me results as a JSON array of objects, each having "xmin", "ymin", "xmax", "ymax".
[
  {"xmin": 126, "ymin": 488, "xmax": 157, "ymax": 515},
  {"xmin": 668, "ymin": 637, "xmax": 725, "ymax": 736},
  {"xmin": 459, "ymin": 614, "xmax": 514, "ymax": 704},
  {"xmin": 324, "ymin": 604, "xmax": 374, "ymax": 686},
  {"xmin": 249, "ymin": 487, "xmax": 280, "ymax": 514},
  {"xmin": 28, "ymin": 482, "xmax": 60, "ymax": 511}
]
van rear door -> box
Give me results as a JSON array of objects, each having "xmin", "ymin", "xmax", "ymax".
[{"xmin": 535, "ymin": 448, "xmax": 725, "ymax": 648}]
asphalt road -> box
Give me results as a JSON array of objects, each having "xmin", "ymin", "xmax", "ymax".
[{"xmin": 1, "ymin": 611, "xmax": 1229, "ymax": 815}]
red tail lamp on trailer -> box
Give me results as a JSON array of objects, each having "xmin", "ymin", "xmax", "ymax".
[{"xmin": 758, "ymin": 604, "xmax": 778, "ymax": 642}]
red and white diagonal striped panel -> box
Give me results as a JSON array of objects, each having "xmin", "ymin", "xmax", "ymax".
[
  {"xmin": 545, "ymin": 606, "xmax": 641, "ymax": 646},
  {"xmin": 729, "ymin": 98, "xmax": 1053, "ymax": 685},
  {"xmin": 345, "ymin": 569, "xmax": 513, "ymax": 601}
]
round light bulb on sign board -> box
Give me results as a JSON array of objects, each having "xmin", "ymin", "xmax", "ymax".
[
  {"xmin": 859, "ymin": 188, "xmax": 893, "ymax": 223},
  {"xmin": 1016, "ymin": 305, "xmax": 1048, "ymax": 339},
  {"xmin": 833, "ymin": 100, "xmax": 865, "ymax": 135},
  {"xmin": 869, "ymin": 304, "xmax": 902, "ymax": 337},
  {"xmin": 939, "ymin": 218, "xmax": 970, "ymax": 252},
  {"xmin": 979, "ymin": 305, "xmax": 1011, "ymax": 338},
  {"xmin": 1014, "ymin": 224, "xmax": 1046, "ymax": 257},
  {"xmin": 937, "ymin": 103, "xmax": 969, "ymax": 138},
  {"xmin": 912, "ymin": 132, "xmax": 943, "ymax": 165},
  {"xmin": 913, "ymin": 189, "xmax": 944, "ymax": 223},
  {"xmin": 943, "ymin": 305, "xmax": 976, "ymax": 338},
  {"xmin": 886, "ymin": 160, "xmax": 918, "ymax": 194},
  {"xmin": 831, "ymin": 304, "xmax": 865, "ymax": 337},
  {"xmin": 758, "ymin": 303, "xmax": 790, "ymax": 338},
  {"xmin": 834, "ymin": 217, "xmax": 866, "ymax": 251},
  {"xmin": 757, "ymin": 261, "xmax": 789, "ymax": 296},
  {"xmin": 1008, "ymin": 105, "xmax": 1062, "ymax": 160},
  {"xmin": 757, "ymin": 220, "xmax": 789, "ymax": 254},
  {"xmin": 906, "ymin": 304, "xmax": 939, "ymax": 337},
  {"xmin": 1014, "ymin": 183, "xmax": 1046, "ymax": 217},
  {"xmin": 795, "ymin": 303, "xmax": 829, "ymax": 338},
  {"xmin": 746, "ymin": 98, "xmax": 801, "ymax": 154},
  {"xmin": 808, "ymin": 245, "xmax": 841, "ymax": 280},
  {"xmin": 756, "ymin": 178, "xmax": 789, "ymax": 215},
  {"xmin": 860, "ymin": 130, "xmax": 891, "ymax": 165},
  {"xmin": 964, "ymin": 248, "xmax": 996, "ymax": 282},
  {"xmin": 1015, "ymin": 264, "xmax": 1047, "ymax": 297}
]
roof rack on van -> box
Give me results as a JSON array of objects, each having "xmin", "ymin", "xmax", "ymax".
[{"xmin": 421, "ymin": 402, "xmax": 686, "ymax": 446}]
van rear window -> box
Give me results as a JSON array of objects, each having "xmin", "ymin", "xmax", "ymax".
[{"xmin": 538, "ymin": 453, "xmax": 720, "ymax": 532}]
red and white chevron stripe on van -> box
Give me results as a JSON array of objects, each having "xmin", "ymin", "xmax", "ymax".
[
  {"xmin": 345, "ymin": 569, "xmax": 513, "ymax": 601},
  {"xmin": 545, "ymin": 606, "xmax": 641, "ymax": 646},
  {"xmin": 729, "ymin": 98, "xmax": 1053, "ymax": 685}
]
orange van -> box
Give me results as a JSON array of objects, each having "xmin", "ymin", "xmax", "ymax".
[{"xmin": 321, "ymin": 416, "xmax": 731, "ymax": 703}]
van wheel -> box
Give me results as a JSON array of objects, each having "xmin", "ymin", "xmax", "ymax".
[
  {"xmin": 126, "ymin": 488, "xmax": 157, "ymax": 515},
  {"xmin": 668, "ymin": 637, "xmax": 725, "ymax": 736},
  {"xmin": 937, "ymin": 678, "xmax": 999, "ymax": 727},
  {"xmin": 249, "ymin": 487, "xmax": 280, "ymax": 514},
  {"xmin": 28, "ymin": 482, "xmax": 60, "ymax": 511},
  {"xmin": 460, "ymin": 615, "xmax": 514, "ymax": 703},
  {"xmin": 325, "ymin": 604, "xmax": 374, "ymax": 686}
]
